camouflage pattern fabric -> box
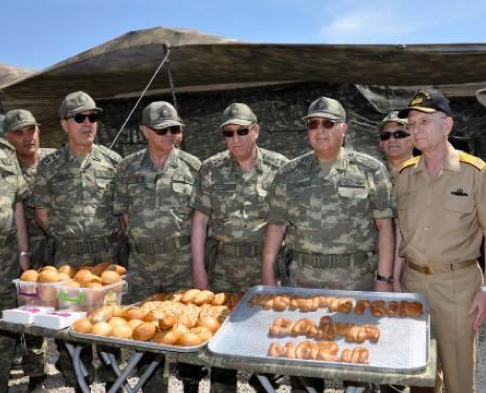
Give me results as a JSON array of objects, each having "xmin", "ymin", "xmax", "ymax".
[
  {"xmin": 19, "ymin": 147, "xmax": 56, "ymax": 268},
  {"xmin": 211, "ymin": 254, "xmax": 262, "ymax": 292},
  {"xmin": 31, "ymin": 144, "xmax": 121, "ymax": 268},
  {"xmin": 114, "ymin": 148, "xmax": 201, "ymax": 303},
  {"xmin": 190, "ymin": 147, "xmax": 288, "ymax": 244}
]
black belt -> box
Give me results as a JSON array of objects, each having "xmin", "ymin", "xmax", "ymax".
[
  {"xmin": 293, "ymin": 251, "xmax": 369, "ymax": 268},
  {"xmin": 217, "ymin": 243, "xmax": 262, "ymax": 257},
  {"xmin": 134, "ymin": 236, "xmax": 190, "ymax": 255}
]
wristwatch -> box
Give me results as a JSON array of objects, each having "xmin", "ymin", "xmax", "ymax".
[
  {"xmin": 376, "ymin": 273, "xmax": 394, "ymax": 284},
  {"xmin": 19, "ymin": 251, "xmax": 32, "ymax": 258}
]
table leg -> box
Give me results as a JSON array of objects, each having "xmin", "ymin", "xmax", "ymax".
[
  {"xmin": 65, "ymin": 343, "xmax": 91, "ymax": 393},
  {"xmin": 256, "ymin": 374, "xmax": 277, "ymax": 393}
]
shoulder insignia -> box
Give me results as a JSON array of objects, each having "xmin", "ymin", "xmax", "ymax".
[
  {"xmin": 280, "ymin": 152, "xmax": 312, "ymax": 175},
  {"xmin": 399, "ymin": 156, "xmax": 420, "ymax": 173},
  {"xmin": 351, "ymin": 151, "xmax": 380, "ymax": 170},
  {"xmin": 203, "ymin": 151, "xmax": 230, "ymax": 168},
  {"xmin": 459, "ymin": 152, "xmax": 486, "ymax": 171},
  {"xmin": 41, "ymin": 148, "xmax": 63, "ymax": 166},
  {"xmin": 178, "ymin": 150, "xmax": 202, "ymax": 171},
  {"xmin": 261, "ymin": 148, "xmax": 289, "ymax": 168},
  {"xmin": 96, "ymin": 144, "xmax": 122, "ymax": 164}
]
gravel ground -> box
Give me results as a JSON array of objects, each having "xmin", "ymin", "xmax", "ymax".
[{"xmin": 9, "ymin": 325, "xmax": 486, "ymax": 393}]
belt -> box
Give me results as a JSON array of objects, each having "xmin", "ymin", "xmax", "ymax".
[
  {"xmin": 134, "ymin": 236, "xmax": 190, "ymax": 255},
  {"xmin": 217, "ymin": 242, "xmax": 262, "ymax": 257},
  {"xmin": 406, "ymin": 260, "xmax": 477, "ymax": 275},
  {"xmin": 293, "ymin": 251, "xmax": 369, "ymax": 269},
  {"xmin": 61, "ymin": 238, "xmax": 110, "ymax": 255}
]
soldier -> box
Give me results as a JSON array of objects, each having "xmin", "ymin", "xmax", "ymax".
[
  {"xmin": 114, "ymin": 101, "xmax": 201, "ymax": 393},
  {"xmin": 31, "ymin": 91, "xmax": 122, "ymax": 391},
  {"xmin": 262, "ymin": 97, "xmax": 395, "ymax": 392},
  {"xmin": 0, "ymin": 126, "xmax": 30, "ymax": 393},
  {"xmin": 2, "ymin": 109, "xmax": 55, "ymax": 391},
  {"xmin": 395, "ymin": 88, "xmax": 486, "ymax": 393},
  {"xmin": 190, "ymin": 103, "xmax": 288, "ymax": 393},
  {"xmin": 378, "ymin": 110, "xmax": 413, "ymax": 181}
]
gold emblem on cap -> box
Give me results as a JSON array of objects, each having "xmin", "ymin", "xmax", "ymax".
[{"xmin": 410, "ymin": 89, "xmax": 431, "ymax": 106}]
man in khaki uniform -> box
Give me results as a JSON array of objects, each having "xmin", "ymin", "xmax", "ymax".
[
  {"xmin": 190, "ymin": 103, "xmax": 288, "ymax": 393},
  {"xmin": 2, "ymin": 109, "xmax": 55, "ymax": 391},
  {"xmin": 378, "ymin": 111, "xmax": 413, "ymax": 181},
  {"xmin": 114, "ymin": 101, "xmax": 201, "ymax": 393},
  {"xmin": 395, "ymin": 88, "xmax": 486, "ymax": 393}
]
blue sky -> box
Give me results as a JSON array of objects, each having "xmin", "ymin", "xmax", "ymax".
[{"xmin": 2, "ymin": 0, "xmax": 486, "ymax": 70}]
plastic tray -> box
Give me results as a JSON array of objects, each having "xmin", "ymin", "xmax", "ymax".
[
  {"xmin": 208, "ymin": 286, "xmax": 430, "ymax": 373},
  {"xmin": 13, "ymin": 279, "xmax": 70, "ymax": 309}
]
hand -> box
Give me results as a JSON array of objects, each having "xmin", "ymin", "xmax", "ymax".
[
  {"xmin": 468, "ymin": 290, "xmax": 486, "ymax": 331},
  {"xmin": 392, "ymin": 280, "xmax": 403, "ymax": 293},
  {"xmin": 373, "ymin": 280, "xmax": 393, "ymax": 293},
  {"xmin": 192, "ymin": 271, "xmax": 209, "ymax": 290},
  {"xmin": 19, "ymin": 255, "xmax": 32, "ymax": 271}
]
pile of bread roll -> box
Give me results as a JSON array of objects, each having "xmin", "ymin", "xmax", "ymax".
[{"xmin": 71, "ymin": 289, "xmax": 243, "ymax": 347}]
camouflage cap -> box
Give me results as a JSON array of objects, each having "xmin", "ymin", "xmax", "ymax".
[
  {"xmin": 398, "ymin": 88, "xmax": 451, "ymax": 117},
  {"xmin": 0, "ymin": 114, "xmax": 4, "ymax": 137},
  {"xmin": 303, "ymin": 97, "xmax": 346, "ymax": 122},
  {"xmin": 378, "ymin": 111, "xmax": 408, "ymax": 132},
  {"xmin": 59, "ymin": 91, "xmax": 102, "ymax": 119},
  {"xmin": 142, "ymin": 101, "xmax": 184, "ymax": 129},
  {"xmin": 220, "ymin": 103, "xmax": 257, "ymax": 128},
  {"xmin": 3, "ymin": 109, "xmax": 40, "ymax": 135},
  {"xmin": 476, "ymin": 87, "xmax": 486, "ymax": 108}
]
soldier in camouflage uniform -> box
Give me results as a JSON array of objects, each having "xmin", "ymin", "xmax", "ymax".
[
  {"xmin": 31, "ymin": 91, "xmax": 122, "ymax": 391},
  {"xmin": 114, "ymin": 101, "xmax": 201, "ymax": 393},
  {"xmin": 0, "ymin": 131, "xmax": 30, "ymax": 393},
  {"xmin": 2, "ymin": 109, "xmax": 56, "ymax": 391},
  {"xmin": 190, "ymin": 103, "xmax": 288, "ymax": 393},
  {"xmin": 262, "ymin": 97, "xmax": 395, "ymax": 392}
]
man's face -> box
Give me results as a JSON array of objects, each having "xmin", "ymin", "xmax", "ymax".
[
  {"xmin": 141, "ymin": 124, "xmax": 181, "ymax": 153},
  {"xmin": 306, "ymin": 117, "xmax": 347, "ymax": 156},
  {"xmin": 60, "ymin": 110, "xmax": 98, "ymax": 149},
  {"xmin": 380, "ymin": 122, "xmax": 413, "ymax": 160},
  {"xmin": 222, "ymin": 123, "xmax": 259, "ymax": 161},
  {"xmin": 407, "ymin": 110, "xmax": 452, "ymax": 152},
  {"xmin": 5, "ymin": 125, "xmax": 40, "ymax": 158}
]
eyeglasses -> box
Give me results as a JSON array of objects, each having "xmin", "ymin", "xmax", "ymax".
[
  {"xmin": 148, "ymin": 125, "xmax": 182, "ymax": 135},
  {"xmin": 70, "ymin": 113, "xmax": 99, "ymax": 123},
  {"xmin": 222, "ymin": 128, "xmax": 250, "ymax": 138},
  {"xmin": 380, "ymin": 130, "xmax": 410, "ymax": 141},
  {"xmin": 408, "ymin": 117, "xmax": 446, "ymax": 130},
  {"xmin": 307, "ymin": 119, "xmax": 343, "ymax": 130}
]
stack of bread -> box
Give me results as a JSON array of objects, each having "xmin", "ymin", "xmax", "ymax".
[{"xmin": 71, "ymin": 289, "xmax": 243, "ymax": 347}]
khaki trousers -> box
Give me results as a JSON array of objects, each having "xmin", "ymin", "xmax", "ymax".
[{"xmin": 402, "ymin": 262, "xmax": 483, "ymax": 393}]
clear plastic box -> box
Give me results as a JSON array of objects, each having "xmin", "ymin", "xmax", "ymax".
[
  {"xmin": 13, "ymin": 279, "xmax": 69, "ymax": 309},
  {"xmin": 57, "ymin": 280, "xmax": 125, "ymax": 314}
]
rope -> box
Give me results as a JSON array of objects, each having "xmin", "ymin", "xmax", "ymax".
[{"xmin": 109, "ymin": 46, "xmax": 172, "ymax": 150}]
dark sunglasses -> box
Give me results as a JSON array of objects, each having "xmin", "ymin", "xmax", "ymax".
[
  {"xmin": 380, "ymin": 130, "xmax": 410, "ymax": 141},
  {"xmin": 148, "ymin": 125, "xmax": 182, "ymax": 135},
  {"xmin": 307, "ymin": 119, "xmax": 343, "ymax": 130},
  {"xmin": 70, "ymin": 113, "xmax": 99, "ymax": 124},
  {"xmin": 222, "ymin": 128, "xmax": 250, "ymax": 138}
]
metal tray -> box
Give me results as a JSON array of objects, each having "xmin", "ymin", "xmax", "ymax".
[
  {"xmin": 69, "ymin": 327, "xmax": 209, "ymax": 353},
  {"xmin": 208, "ymin": 286, "xmax": 430, "ymax": 373}
]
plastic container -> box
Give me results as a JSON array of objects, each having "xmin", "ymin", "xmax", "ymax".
[
  {"xmin": 13, "ymin": 279, "xmax": 69, "ymax": 309},
  {"xmin": 57, "ymin": 280, "xmax": 125, "ymax": 314}
]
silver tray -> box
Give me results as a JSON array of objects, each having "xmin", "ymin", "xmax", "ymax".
[{"xmin": 208, "ymin": 286, "xmax": 430, "ymax": 373}]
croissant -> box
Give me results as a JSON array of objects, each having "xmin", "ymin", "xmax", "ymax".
[
  {"xmin": 340, "ymin": 347, "xmax": 369, "ymax": 364},
  {"xmin": 355, "ymin": 299, "xmax": 370, "ymax": 315},
  {"xmin": 344, "ymin": 324, "xmax": 380, "ymax": 343},
  {"xmin": 329, "ymin": 298, "xmax": 354, "ymax": 313}
]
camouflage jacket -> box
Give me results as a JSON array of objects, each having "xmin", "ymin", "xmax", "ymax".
[
  {"xmin": 114, "ymin": 148, "xmax": 201, "ymax": 241},
  {"xmin": 20, "ymin": 148, "xmax": 56, "ymax": 240},
  {"xmin": 31, "ymin": 144, "xmax": 121, "ymax": 240},
  {"xmin": 190, "ymin": 147, "xmax": 288, "ymax": 244},
  {"xmin": 0, "ymin": 138, "xmax": 29, "ymax": 237},
  {"xmin": 267, "ymin": 148, "xmax": 395, "ymax": 254}
]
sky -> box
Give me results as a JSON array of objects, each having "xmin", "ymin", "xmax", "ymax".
[{"xmin": 2, "ymin": 0, "xmax": 486, "ymax": 71}]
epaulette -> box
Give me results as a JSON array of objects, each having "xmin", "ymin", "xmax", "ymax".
[
  {"xmin": 459, "ymin": 152, "xmax": 486, "ymax": 171},
  {"xmin": 40, "ymin": 148, "xmax": 63, "ymax": 166},
  {"xmin": 351, "ymin": 151, "xmax": 381, "ymax": 170},
  {"xmin": 202, "ymin": 150, "xmax": 230, "ymax": 168},
  {"xmin": 178, "ymin": 150, "xmax": 202, "ymax": 171},
  {"xmin": 96, "ymin": 144, "xmax": 122, "ymax": 164},
  {"xmin": 261, "ymin": 148, "xmax": 289, "ymax": 167},
  {"xmin": 399, "ymin": 156, "xmax": 420, "ymax": 173},
  {"xmin": 279, "ymin": 151, "xmax": 313, "ymax": 175}
]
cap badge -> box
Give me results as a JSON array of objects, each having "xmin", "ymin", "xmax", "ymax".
[{"xmin": 410, "ymin": 89, "xmax": 431, "ymax": 106}]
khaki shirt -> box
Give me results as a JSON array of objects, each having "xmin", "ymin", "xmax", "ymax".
[
  {"xmin": 395, "ymin": 144, "xmax": 486, "ymax": 265},
  {"xmin": 189, "ymin": 147, "xmax": 288, "ymax": 243},
  {"xmin": 267, "ymin": 148, "xmax": 395, "ymax": 254},
  {"xmin": 113, "ymin": 148, "xmax": 201, "ymax": 241},
  {"xmin": 31, "ymin": 144, "xmax": 121, "ymax": 240}
]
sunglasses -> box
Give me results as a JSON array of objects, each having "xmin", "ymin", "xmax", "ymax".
[
  {"xmin": 148, "ymin": 125, "xmax": 182, "ymax": 135},
  {"xmin": 380, "ymin": 130, "xmax": 410, "ymax": 141},
  {"xmin": 222, "ymin": 128, "xmax": 250, "ymax": 138},
  {"xmin": 307, "ymin": 119, "xmax": 343, "ymax": 130},
  {"xmin": 70, "ymin": 113, "xmax": 99, "ymax": 124}
]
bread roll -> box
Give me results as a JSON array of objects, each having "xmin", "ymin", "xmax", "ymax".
[
  {"xmin": 20, "ymin": 270, "xmax": 39, "ymax": 282},
  {"xmin": 110, "ymin": 324, "xmax": 133, "ymax": 339},
  {"xmin": 132, "ymin": 323, "xmax": 157, "ymax": 341},
  {"xmin": 101, "ymin": 270, "xmax": 121, "ymax": 285},
  {"xmin": 38, "ymin": 269, "xmax": 59, "ymax": 283},
  {"xmin": 91, "ymin": 322, "xmax": 112, "ymax": 337},
  {"xmin": 72, "ymin": 318, "xmax": 93, "ymax": 333}
]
